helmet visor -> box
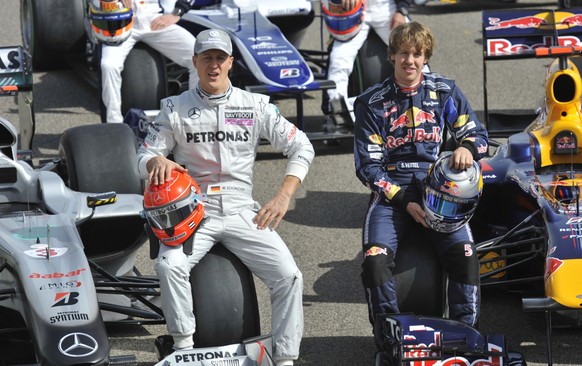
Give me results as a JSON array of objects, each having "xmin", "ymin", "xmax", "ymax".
[
  {"xmin": 90, "ymin": 11, "xmax": 133, "ymax": 35},
  {"xmin": 424, "ymin": 186, "xmax": 477, "ymax": 219},
  {"xmin": 144, "ymin": 191, "xmax": 203, "ymax": 230}
]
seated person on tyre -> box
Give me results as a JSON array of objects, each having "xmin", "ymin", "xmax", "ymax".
[
  {"xmin": 353, "ymin": 21, "xmax": 489, "ymax": 340},
  {"xmin": 90, "ymin": 0, "xmax": 199, "ymax": 124},
  {"xmin": 136, "ymin": 28, "xmax": 314, "ymax": 366}
]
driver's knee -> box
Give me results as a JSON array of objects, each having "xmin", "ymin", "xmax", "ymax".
[
  {"xmin": 361, "ymin": 243, "xmax": 395, "ymax": 289},
  {"xmin": 155, "ymin": 246, "xmax": 190, "ymax": 280},
  {"xmin": 441, "ymin": 242, "xmax": 479, "ymax": 285}
]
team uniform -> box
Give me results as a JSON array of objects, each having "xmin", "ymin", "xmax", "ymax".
[
  {"xmin": 101, "ymin": 0, "xmax": 198, "ymax": 123},
  {"xmin": 136, "ymin": 83, "xmax": 314, "ymax": 361},
  {"xmin": 353, "ymin": 72, "xmax": 489, "ymax": 326}
]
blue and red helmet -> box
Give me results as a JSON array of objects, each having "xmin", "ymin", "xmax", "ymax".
[
  {"xmin": 321, "ymin": 0, "xmax": 365, "ymax": 42},
  {"xmin": 422, "ymin": 153, "xmax": 483, "ymax": 233}
]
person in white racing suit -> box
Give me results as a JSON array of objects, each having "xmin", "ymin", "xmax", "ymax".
[
  {"xmin": 324, "ymin": 0, "xmax": 411, "ymax": 114},
  {"xmin": 101, "ymin": 0, "xmax": 200, "ymax": 123},
  {"xmin": 136, "ymin": 28, "xmax": 314, "ymax": 366}
]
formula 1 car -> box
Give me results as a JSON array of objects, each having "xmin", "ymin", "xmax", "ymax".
[
  {"xmin": 0, "ymin": 46, "xmax": 260, "ymax": 366},
  {"xmin": 20, "ymin": 0, "xmax": 391, "ymax": 141},
  {"xmin": 473, "ymin": 7, "xmax": 582, "ymax": 365}
]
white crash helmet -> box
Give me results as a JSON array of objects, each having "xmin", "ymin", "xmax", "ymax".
[
  {"xmin": 88, "ymin": 0, "xmax": 134, "ymax": 46},
  {"xmin": 321, "ymin": 0, "xmax": 365, "ymax": 42},
  {"xmin": 422, "ymin": 152, "xmax": 483, "ymax": 233}
]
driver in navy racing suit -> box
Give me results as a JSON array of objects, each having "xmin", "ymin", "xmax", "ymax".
[{"xmin": 353, "ymin": 22, "xmax": 489, "ymax": 332}]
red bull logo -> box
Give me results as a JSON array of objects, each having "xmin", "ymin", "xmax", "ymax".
[
  {"xmin": 364, "ymin": 246, "xmax": 388, "ymax": 258},
  {"xmin": 389, "ymin": 107, "xmax": 436, "ymax": 132},
  {"xmin": 486, "ymin": 16, "xmax": 548, "ymax": 30},
  {"xmin": 441, "ymin": 181, "xmax": 461, "ymax": 196},
  {"xmin": 386, "ymin": 127, "xmax": 442, "ymax": 149}
]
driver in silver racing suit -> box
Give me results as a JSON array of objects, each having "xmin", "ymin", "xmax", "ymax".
[{"xmin": 136, "ymin": 29, "xmax": 314, "ymax": 366}]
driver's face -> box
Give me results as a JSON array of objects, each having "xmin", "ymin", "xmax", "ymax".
[
  {"xmin": 391, "ymin": 44, "xmax": 426, "ymax": 87},
  {"xmin": 193, "ymin": 50, "xmax": 234, "ymax": 95}
]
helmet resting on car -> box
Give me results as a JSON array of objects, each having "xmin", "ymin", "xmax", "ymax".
[
  {"xmin": 143, "ymin": 170, "xmax": 205, "ymax": 246},
  {"xmin": 88, "ymin": 0, "xmax": 134, "ymax": 46},
  {"xmin": 321, "ymin": 0, "xmax": 365, "ymax": 42},
  {"xmin": 422, "ymin": 153, "xmax": 483, "ymax": 233}
]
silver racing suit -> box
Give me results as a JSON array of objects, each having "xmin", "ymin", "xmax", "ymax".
[
  {"xmin": 136, "ymin": 83, "xmax": 314, "ymax": 362},
  {"xmin": 101, "ymin": 0, "xmax": 198, "ymax": 123}
]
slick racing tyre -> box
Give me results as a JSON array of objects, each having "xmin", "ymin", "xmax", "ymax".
[
  {"xmin": 20, "ymin": 0, "xmax": 85, "ymax": 70},
  {"xmin": 191, "ymin": 244, "xmax": 261, "ymax": 347},
  {"xmin": 99, "ymin": 43, "xmax": 168, "ymax": 123},
  {"xmin": 394, "ymin": 236, "xmax": 446, "ymax": 316},
  {"xmin": 348, "ymin": 30, "xmax": 394, "ymax": 97},
  {"xmin": 59, "ymin": 123, "xmax": 145, "ymax": 261}
]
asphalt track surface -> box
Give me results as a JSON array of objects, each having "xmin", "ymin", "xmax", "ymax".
[{"xmin": 1, "ymin": 0, "xmax": 582, "ymax": 365}]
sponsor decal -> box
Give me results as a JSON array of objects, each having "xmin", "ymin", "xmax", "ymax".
[
  {"xmin": 30, "ymin": 268, "xmax": 86, "ymax": 279},
  {"xmin": 173, "ymin": 351, "xmax": 239, "ymax": 363},
  {"xmin": 441, "ymin": 181, "xmax": 461, "ymax": 196},
  {"xmin": 364, "ymin": 246, "xmax": 387, "ymax": 257},
  {"xmin": 370, "ymin": 152, "xmax": 382, "ymax": 160},
  {"xmin": 0, "ymin": 48, "xmax": 22, "ymax": 73},
  {"xmin": 487, "ymin": 35, "xmax": 581, "ymax": 56},
  {"xmin": 188, "ymin": 107, "xmax": 201, "ymax": 119},
  {"xmin": 554, "ymin": 130, "xmax": 578, "ymax": 154},
  {"xmin": 186, "ymin": 131, "xmax": 250, "ymax": 143},
  {"xmin": 368, "ymin": 144, "xmax": 382, "ymax": 152},
  {"xmin": 385, "ymin": 127, "xmax": 442, "ymax": 149},
  {"xmin": 50, "ymin": 311, "xmax": 90, "ymax": 324},
  {"xmin": 165, "ymin": 99, "xmax": 175, "ymax": 113},
  {"xmin": 486, "ymin": 15, "xmax": 548, "ymax": 30},
  {"xmin": 389, "ymin": 107, "xmax": 436, "ymax": 132},
  {"xmin": 224, "ymin": 111, "xmax": 254, "ymax": 126},
  {"xmin": 52, "ymin": 292, "xmax": 80, "ymax": 307},
  {"xmin": 24, "ymin": 244, "xmax": 68, "ymax": 258},
  {"xmin": 369, "ymin": 134, "xmax": 383, "ymax": 144},
  {"xmin": 280, "ymin": 68, "xmax": 300, "ymax": 78},
  {"xmin": 566, "ymin": 217, "xmax": 582, "ymax": 224},
  {"xmin": 479, "ymin": 252, "xmax": 506, "ymax": 279},
  {"xmin": 58, "ymin": 332, "xmax": 98, "ymax": 357},
  {"xmin": 545, "ymin": 257, "xmax": 564, "ymax": 280},
  {"xmin": 40, "ymin": 281, "xmax": 82, "ymax": 290}
]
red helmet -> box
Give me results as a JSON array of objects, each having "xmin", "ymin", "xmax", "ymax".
[{"xmin": 143, "ymin": 171, "xmax": 205, "ymax": 246}]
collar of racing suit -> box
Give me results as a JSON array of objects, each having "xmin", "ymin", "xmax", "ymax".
[
  {"xmin": 195, "ymin": 83, "xmax": 233, "ymax": 107},
  {"xmin": 395, "ymin": 74, "xmax": 423, "ymax": 97}
]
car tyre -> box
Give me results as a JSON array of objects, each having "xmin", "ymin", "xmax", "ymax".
[
  {"xmin": 59, "ymin": 123, "xmax": 141, "ymax": 194},
  {"xmin": 348, "ymin": 30, "xmax": 393, "ymax": 97},
  {"xmin": 191, "ymin": 244, "xmax": 261, "ymax": 347},
  {"xmin": 394, "ymin": 237, "xmax": 446, "ymax": 316},
  {"xmin": 20, "ymin": 0, "xmax": 85, "ymax": 70}
]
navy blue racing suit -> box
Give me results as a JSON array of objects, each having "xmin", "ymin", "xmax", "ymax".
[{"xmin": 353, "ymin": 72, "xmax": 488, "ymax": 327}]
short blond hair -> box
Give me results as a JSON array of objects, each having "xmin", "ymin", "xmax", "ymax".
[{"xmin": 388, "ymin": 21, "xmax": 435, "ymax": 64}]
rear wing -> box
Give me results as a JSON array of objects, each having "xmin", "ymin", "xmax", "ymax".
[
  {"xmin": 482, "ymin": 8, "xmax": 582, "ymax": 137},
  {"xmin": 0, "ymin": 46, "xmax": 34, "ymax": 151}
]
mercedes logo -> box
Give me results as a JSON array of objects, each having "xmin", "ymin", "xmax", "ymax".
[
  {"xmin": 153, "ymin": 191, "xmax": 165, "ymax": 205},
  {"xmin": 188, "ymin": 107, "xmax": 201, "ymax": 119},
  {"xmin": 58, "ymin": 332, "xmax": 98, "ymax": 357}
]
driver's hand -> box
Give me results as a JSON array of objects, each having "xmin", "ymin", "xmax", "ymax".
[
  {"xmin": 150, "ymin": 13, "xmax": 180, "ymax": 31},
  {"xmin": 253, "ymin": 191, "xmax": 292, "ymax": 230},
  {"xmin": 406, "ymin": 201, "xmax": 429, "ymax": 228},
  {"xmin": 450, "ymin": 146, "xmax": 474, "ymax": 171},
  {"xmin": 146, "ymin": 156, "xmax": 187, "ymax": 185},
  {"xmin": 341, "ymin": 0, "xmax": 358, "ymax": 11}
]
